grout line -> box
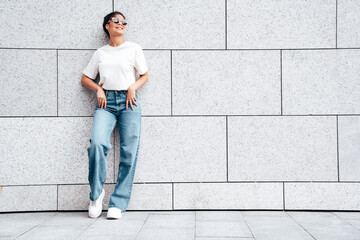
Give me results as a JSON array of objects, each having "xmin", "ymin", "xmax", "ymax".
[
  {"xmin": 225, "ymin": 0, "xmax": 227, "ymax": 49},
  {"xmin": 171, "ymin": 50, "xmax": 172, "ymax": 116},
  {"xmin": 134, "ymin": 213, "xmax": 150, "ymax": 239},
  {"xmin": 280, "ymin": 50, "xmax": 282, "ymax": 115},
  {"xmin": 3, "ymin": 181, "xmax": 360, "ymax": 188},
  {"xmin": 285, "ymin": 211, "xmax": 317, "ymax": 239},
  {"xmin": 56, "ymin": 50, "xmax": 58, "ymax": 117},
  {"xmin": 283, "ymin": 182, "xmax": 285, "ymax": 210},
  {"xmin": 1, "ymin": 114, "xmax": 360, "ymax": 118},
  {"xmin": 57, "ymin": 185, "xmax": 58, "ymax": 210},
  {"xmin": 336, "ymin": 0, "xmax": 338, "ymax": 48},
  {"xmin": 2, "ymin": 47, "xmax": 360, "ymax": 51},
  {"xmin": 226, "ymin": 116, "xmax": 228, "ymax": 182},
  {"xmin": 172, "ymin": 183, "xmax": 174, "ymax": 210},
  {"xmin": 194, "ymin": 210, "xmax": 196, "ymax": 239},
  {"xmin": 337, "ymin": 115, "xmax": 340, "ymax": 182}
]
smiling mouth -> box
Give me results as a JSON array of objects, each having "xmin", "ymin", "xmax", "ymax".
[{"xmin": 116, "ymin": 27, "xmax": 123, "ymax": 30}]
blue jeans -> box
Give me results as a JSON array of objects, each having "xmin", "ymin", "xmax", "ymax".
[{"xmin": 87, "ymin": 89, "xmax": 141, "ymax": 212}]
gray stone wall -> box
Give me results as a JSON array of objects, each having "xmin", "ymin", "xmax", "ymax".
[{"xmin": 0, "ymin": 0, "xmax": 359, "ymax": 212}]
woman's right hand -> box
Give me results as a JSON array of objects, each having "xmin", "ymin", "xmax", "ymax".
[{"xmin": 97, "ymin": 84, "xmax": 106, "ymax": 109}]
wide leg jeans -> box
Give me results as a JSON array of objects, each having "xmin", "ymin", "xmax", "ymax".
[{"xmin": 87, "ymin": 89, "xmax": 141, "ymax": 212}]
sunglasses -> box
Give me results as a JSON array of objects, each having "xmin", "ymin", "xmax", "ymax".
[{"xmin": 108, "ymin": 17, "xmax": 128, "ymax": 26}]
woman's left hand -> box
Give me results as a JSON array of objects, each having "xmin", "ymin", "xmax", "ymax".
[{"xmin": 126, "ymin": 86, "xmax": 137, "ymax": 111}]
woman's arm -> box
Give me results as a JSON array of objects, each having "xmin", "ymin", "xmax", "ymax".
[
  {"xmin": 128, "ymin": 72, "xmax": 149, "ymax": 91},
  {"xmin": 126, "ymin": 72, "xmax": 149, "ymax": 110},
  {"xmin": 81, "ymin": 74, "xmax": 103, "ymax": 92},
  {"xmin": 81, "ymin": 74, "xmax": 107, "ymax": 109}
]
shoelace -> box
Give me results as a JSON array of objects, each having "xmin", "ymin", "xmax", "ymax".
[
  {"xmin": 89, "ymin": 200, "xmax": 107, "ymax": 207},
  {"xmin": 90, "ymin": 201, "xmax": 97, "ymax": 207}
]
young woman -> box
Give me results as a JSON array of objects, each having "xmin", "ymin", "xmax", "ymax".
[{"xmin": 81, "ymin": 11, "xmax": 149, "ymax": 219}]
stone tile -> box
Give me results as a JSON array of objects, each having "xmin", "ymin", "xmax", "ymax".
[
  {"xmin": 58, "ymin": 184, "xmax": 98, "ymax": 211},
  {"xmin": 151, "ymin": 211, "xmax": 195, "ymax": 215},
  {"xmin": 196, "ymin": 220, "xmax": 252, "ymax": 238},
  {"xmin": 81, "ymin": 212, "xmax": 148, "ymax": 237},
  {"xmin": 58, "ymin": 183, "xmax": 172, "ymax": 211},
  {"xmin": 283, "ymin": 49, "xmax": 360, "ymax": 114},
  {"xmin": 228, "ymin": 116, "xmax": 337, "ymax": 181},
  {"xmin": 343, "ymin": 220, "xmax": 360, "ymax": 231},
  {"xmin": 59, "ymin": 184, "xmax": 117, "ymax": 210},
  {"xmin": 143, "ymin": 214, "xmax": 194, "ymax": 228},
  {"xmin": 16, "ymin": 224, "xmax": 89, "ymax": 240},
  {"xmin": 240, "ymin": 211, "xmax": 289, "ymax": 217},
  {"xmin": 285, "ymin": 183, "xmax": 360, "ymax": 210},
  {"xmin": 243, "ymin": 215, "xmax": 314, "ymax": 240},
  {"xmin": 116, "ymin": 117, "xmax": 227, "ymax": 182},
  {"xmin": 172, "ymin": 50, "xmax": 280, "ymax": 115},
  {"xmin": 0, "ymin": 212, "xmax": 55, "ymax": 238},
  {"xmin": 58, "ymin": 50, "xmax": 100, "ymax": 117},
  {"xmin": 338, "ymin": 116, "xmax": 360, "ymax": 181},
  {"xmin": 129, "ymin": 51, "xmax": 171, "ymax": 116},
  {"xmin": 114, "ymin": 0, "xmax": 225, "ymax": 49},
  {"xmin": 288, "ymin": 211, "xmax": 360, "ymax": 239},
  {"xmin": 196, "ymin": 211, "xmax": 243, "ymax": 221},
  {"xmin": 125, "ymin": 183, "xmax": 172, "ymax": 211},
  {"xmin": 195, "ymin": 238, "xmax": 253, "ymax": 240},
  {"xmin": 58, "ymin": 50, "xmax": 169, "ymax": 116},
  {"xmin": 333, "ymin": 212, "xmax": 360, "ymax": 220},
  {"xmin": 0, "ymin": 0, "xmax": 111, "ymax": 48},
  {"xmin": 136, "ymin": 227, "xmax": 195, "ymax": 240},
  {"xmin": 0, "ymin": 49, "xmax": 57, "ymax": 116},
  {"xmin": 0, "ymin": 185, "xmax": 57, "ymax": 212},
  {"xmin": 136, "ymin": 213, "xmax": 195, "ymax": 240},
  {"xmin": 338, "ymin": 0, "xmax": 360, "ymax": 48},
  {"xmin": 37, "ymin": 212, "xmax": 96, "ymax": 226},
  {"xmin": 0, "ymin": 117, "xmax": 114, "ymax": 185},
  {"xmin": 227, "ymin": 0, "xmax": 335, "ymax": 49},
  {"xmin": 77, "ymin": 236, "xmax": 125, "ymax": 240},
  {"xmin": 174, "ymin": 182, "xmax": 283, "ymax": 210}
]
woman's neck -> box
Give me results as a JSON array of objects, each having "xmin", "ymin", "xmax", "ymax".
[{"xmin": 109, "ymin": 37, "xmax": 126, "ymax": 47}]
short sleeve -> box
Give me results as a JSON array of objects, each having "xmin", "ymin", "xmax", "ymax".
[
  {"xmin": 134, "ymin": 45, "xmax": 148, "ymax": 75},
  {"xmin": 83, "ymin": 51, "xmax": 99, "ymax": 80}
]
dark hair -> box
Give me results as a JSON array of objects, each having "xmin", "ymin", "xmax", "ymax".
[{"xmin": 103, "ymin": 11, "xmax": 126, "ymax": 38}]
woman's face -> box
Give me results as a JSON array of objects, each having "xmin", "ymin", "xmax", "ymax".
[{"xmin": 106, "ymin": 14, "xmax": 126, "ymax": 37}]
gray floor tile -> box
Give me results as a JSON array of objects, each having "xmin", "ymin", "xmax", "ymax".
[
  {"xmin": 143, "ymin": 214, "xmax": 195, "ymax": 228},
  {"xmin": 243, "ymin": 215, "xmax": 314, "ymax": 240},
  {"xmin": 288, "ymin": 211, "xmax": 360, "ymax": 240},
  {"xmin": 196, "ymin": 220, "xmax": 253, "ymax": 238},
  {"xmin": 343, "ymin": 220, "xmax": 360, "ymax": 231},
  {"xmin": 196, "ymin": 211, "xmax": 243, "ymax": 221},
  {"xmin": 333, "ymin": 211, "xmax": 360, "ymax": 220},
  {"xmin": 135, "ymin": 227, "xmax": 195, "ymax": 240},
  {"xmin": 195, "ymin": 238, "xmax": 253, "ymax": 240},
  {"xmin": 16, "ymin": 224, "xmax": 89, "ymax": 240},
  {"xmin": 1, "ymin": 210, "xmax": 360, "ymax": 240},
  {"xmin": 81, "ymin": 216, "xmax": 145, "ymax": 237},
  {"xmin": 241, "ymin": 210, "xmax": 289, "ymax": 217},
  {"xmin": 0, "ymin": 212, "xmax": 56, "ymax": 238},
  {"xmin": 37, "ymin": 212, "xmax": 96, "ymax": 226}
]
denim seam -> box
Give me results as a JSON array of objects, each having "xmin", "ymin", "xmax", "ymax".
[{"xmin": 127, "ymin": 128, "xmax": 141, "ymax": 197}]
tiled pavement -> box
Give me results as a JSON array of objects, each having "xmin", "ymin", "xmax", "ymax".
[{"xmin": 1, "ymin": 210, "xmax": 360, "ymax": 240}]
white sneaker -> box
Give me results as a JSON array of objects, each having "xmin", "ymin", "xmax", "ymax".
[
  {"xmin": 88, "ymin": 188, "xmax": 105, "ymax": 218},
  {"xmin": 107, "ymin": 207, "xmax": 124, "ymax": 219}
]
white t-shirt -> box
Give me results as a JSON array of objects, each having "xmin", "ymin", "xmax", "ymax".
[{"xmin": 83, "ymin": 41, "xmax": 148, "ymax": 90}]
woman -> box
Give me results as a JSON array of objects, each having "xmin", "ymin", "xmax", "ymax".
[{"xmin": 81, "ymin": 11, "xmax": 149, "ymax": 219}]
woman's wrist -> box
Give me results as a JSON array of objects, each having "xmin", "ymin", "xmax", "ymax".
[{"xmin": 96, "ymin": 85, "xmax": 103, "ymax": 92}]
